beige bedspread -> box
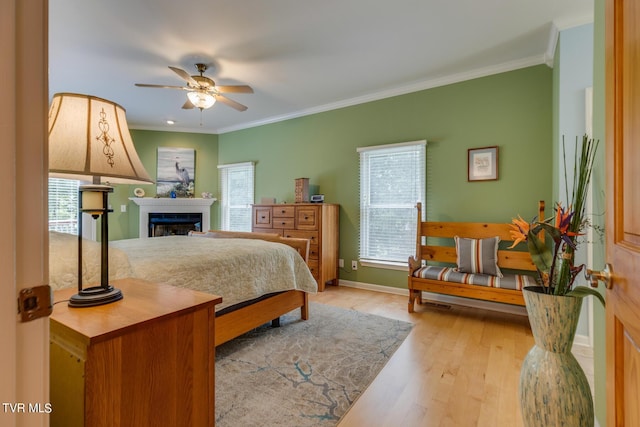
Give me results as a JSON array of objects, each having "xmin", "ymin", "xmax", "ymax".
[
  {"xmin": 114, "ymin": 235, "xmax": 317, "ymax": 311},
  {"xmin": 49, "ymin": 231, "xmax": 134, "ymax": 291},
  {"xmin": 50, "ymin": 232, "xmax": 317, "ymax": 311}
]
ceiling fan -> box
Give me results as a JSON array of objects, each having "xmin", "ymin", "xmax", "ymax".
[{"xmin": 135, "ymin": 63, "xmax": 253, "ymax": 112}]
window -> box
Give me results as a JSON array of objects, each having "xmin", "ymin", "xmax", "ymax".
[
  {"xmin": 218, "ymin": 162, "xmax": 255, "ymax": 232},
  {"xmin": 358, "ymin": 140, "xmax": 426, "ymax": 267},
  {"xmin": 48, "ymin": 178, "xmax": 79, "ymax": 234}
]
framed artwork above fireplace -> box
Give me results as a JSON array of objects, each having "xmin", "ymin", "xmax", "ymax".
[{"xmin": 157, "ymin": 147, "xmax": 196, "ymax": 197}]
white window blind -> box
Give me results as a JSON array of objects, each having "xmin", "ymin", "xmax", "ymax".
[
  {"xmin": 358, "ymin": 140, "xmax": 426, "ymax": 265},
  {"xmin": 48, "ymin": 178, "xmax": 80, "ymax": 234},
  {"xmin": 218, "ymin": 162, "xmax": 255, "ymax": 232}
]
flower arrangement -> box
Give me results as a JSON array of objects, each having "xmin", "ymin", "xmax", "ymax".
[{"xmin": 508, "ymin": 135, "xmax": 604, "ymax": 306}]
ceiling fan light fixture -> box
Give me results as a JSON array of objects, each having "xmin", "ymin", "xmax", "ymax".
[{"xmin": 187, "ymin": 91, "xmax": 216, "ymax": 109}]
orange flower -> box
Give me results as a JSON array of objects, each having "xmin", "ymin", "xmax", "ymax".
[
  {"xmin": 555, "ymin": 202, "xmax": 580, "ymax": 238},
  {"xmin": 508, "ymin": 215, "xmax": 530, "ymax": 248}
]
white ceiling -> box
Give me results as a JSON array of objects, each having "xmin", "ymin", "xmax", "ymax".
[{"xmin": 49, "ymin": 0, "xmax": 593, "ymax": 135}]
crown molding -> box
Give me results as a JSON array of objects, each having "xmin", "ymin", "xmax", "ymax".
[
  {"xmin": 217, "ymin": 55, "xmax": 547, "ymax": 134},
  {"xmin": 132, "ymin": 53, "xmax": 555, "ymax": 136},
  {"xmin": 545, "ymin": 14, "xmax": 595, "ymax": 67}
]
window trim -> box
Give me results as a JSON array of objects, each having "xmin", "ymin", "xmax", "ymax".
[
  {"xmin": 48, "ymin": 178, "xmax": 97, "ymax": 240},
  {"xmin": 357, "ymin": 140, "xmax": 426, "ymax": 269},
  {"xmin": 217, "ymin": 161, "xmax": 255, "ymax": 232}
]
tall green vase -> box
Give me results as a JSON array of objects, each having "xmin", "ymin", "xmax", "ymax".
[{"xmin": 519, "ymin": 286, "xmax": 594, "ymax": 427}]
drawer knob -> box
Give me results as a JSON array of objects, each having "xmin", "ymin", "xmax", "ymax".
[
  {"xmin": 261, "ymin": 216, "xmax": 266, "ymax": 219},
  {"xmin": 304, "ymin": 216, "xmax": 309, "ymax": 220}
]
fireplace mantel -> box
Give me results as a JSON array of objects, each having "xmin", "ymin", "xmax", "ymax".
[{"xmin": 129, "ymin": 197, "xmax": 216, "ymax": 238}]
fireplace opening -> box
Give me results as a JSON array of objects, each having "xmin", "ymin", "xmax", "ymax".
[{"xmin": 148, "ymin": 212, "xmax": 202, "ymax": 237}]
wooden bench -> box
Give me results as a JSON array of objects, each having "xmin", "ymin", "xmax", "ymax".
[
  {"xmin": 190, "ymin": 229, "xmax": 310, "ymax": 262},
  {"xmin": 407, "ymin": 201, "xmax": 545, "ymax": 312}
]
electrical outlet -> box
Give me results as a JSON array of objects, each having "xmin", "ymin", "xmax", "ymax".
[
  {"xmin": 338, "ymin": 259, "xmax": 344, "ymax": 268},
  {"xmin": 351, "ymin": 260, "xmax": 358, "ymax": 271}
]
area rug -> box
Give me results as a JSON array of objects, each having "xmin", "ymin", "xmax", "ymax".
[{"xmin": 215, "ymin": 302, "xmax": 413, "ymax": 427}]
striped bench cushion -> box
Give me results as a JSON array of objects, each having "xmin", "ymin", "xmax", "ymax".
[{"xmin": 411, "ymin": 266, "xmax": 535, "ymax": 291}]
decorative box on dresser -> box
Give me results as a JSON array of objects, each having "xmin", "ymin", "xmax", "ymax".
[
  {"xmin": 49, "ymin": 278, "xmax": 222, "ymax": 427},
  {"xmin": 252, "ymin": 203, "xmax": 339, "ymax": 291}
]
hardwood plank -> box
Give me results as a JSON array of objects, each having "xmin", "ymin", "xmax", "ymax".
[{"xmin": 311, "ymin": 285, "xmax": 533, "ymax": 427}]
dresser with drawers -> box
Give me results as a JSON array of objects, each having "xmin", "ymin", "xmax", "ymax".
[{"xmin": 252, "ymin": 203, "xmax": 339, "ymax": 291}]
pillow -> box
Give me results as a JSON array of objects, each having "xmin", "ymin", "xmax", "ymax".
[{"xmin": 454, "ymin": 236, "xmax": 503, "ymax": 277}]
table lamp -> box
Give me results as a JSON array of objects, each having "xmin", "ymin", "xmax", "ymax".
[{"xmin": 48, "ymin": 93, "xmax": 153, "ymax": 307}]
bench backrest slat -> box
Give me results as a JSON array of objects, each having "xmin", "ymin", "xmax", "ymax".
[
  {"xmin": 414, "ymin": 201, "xmax": 545, "ymax": 273},
  {"xmin": 422, "ymin": 222, "xmax": 514, "ymax": 240},
  {"xmin": 418, "ymin": 244, "xmax": 537, "ymax": 271}
]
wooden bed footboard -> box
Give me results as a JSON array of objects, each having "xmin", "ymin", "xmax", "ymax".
[
  {"xmin": 189, "ymin": 229, "xmax": 312, "ymax": 346},
  {"xmin": 215, "ymin": 290, "xmax": 308, "ymax": 346},
  {"xmin": 190, "ymin": 230, "xmax": 310, "ymax": 262}
]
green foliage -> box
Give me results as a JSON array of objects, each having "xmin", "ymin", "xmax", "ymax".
[
  {"xmin": 567, "ymin": 286, "xmax": 605, "ymax": 307},
  {"xmin": 509, "ymin": 135, "xmax": 604, "ymax": 306},
  {"xmin": 526, "ymin": 230, "xmax": 553, "ymax": 275}
]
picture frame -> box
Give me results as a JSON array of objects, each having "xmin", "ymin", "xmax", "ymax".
[
  {"xmin": 156, "ymin": 147, "xmax": 196, "ymax": 197},
  {"xmin": 468, "ymin": 146, "xmax": 498, "ymax": 182}
]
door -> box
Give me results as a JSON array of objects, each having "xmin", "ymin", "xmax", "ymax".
[
  {"xmin": 605, "ymin": 0, "xmax": 640, "ymax": 425},
  {"xmin": 0, "ymin": 1, "xmax": 50, "ymax": 427}
]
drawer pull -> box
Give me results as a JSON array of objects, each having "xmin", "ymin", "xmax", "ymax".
[
  {"xmin": 261, "ymin": 216, "xmax": 266, "ymax": 219},
  {"xmin": 304, "ymin": 216, "xmax": 309, "ymax": 220},
  {"xmin": 281, "ymin": 210, "xmax": 286, "ymax": 214}
]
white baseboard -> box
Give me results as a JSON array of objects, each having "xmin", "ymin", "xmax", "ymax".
[
  {"xmin": 337, "ymin": 279, "xmax": 593, "ymax": 355},
  {"xmin": 338, "ymin": 279, "xmax": 528, "ymax": 315},
  {"xmin": 572, "ymin": 335, "xmax": 594, "ymax": 357}
]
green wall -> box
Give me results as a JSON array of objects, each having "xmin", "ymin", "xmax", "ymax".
[
  {"xmin": 218, "ymin": 65, "xmax": 553, "ymax": 289},
  {"xmin": 110, "ymin": 65, "xmax": 553, "ymax": 290},
  {"xmin": 108, "ymin": 130, "xmax": 218, "ymax": 240}
]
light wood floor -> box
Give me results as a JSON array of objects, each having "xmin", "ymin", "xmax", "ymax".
[{"xmin": 309, "ymin": 285, "xmax": 534, "ymax": 427}]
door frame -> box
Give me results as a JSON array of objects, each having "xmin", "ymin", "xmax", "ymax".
[{"xmin": 0, "ymin": 1, "xmax": 50, "ymax": 426}]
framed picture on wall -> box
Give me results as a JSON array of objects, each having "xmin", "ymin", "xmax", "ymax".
[
  {"xmin": 468, "ymin": 146, "xmax": 498, "ymax": 181},
  {"xmin": 157, "ymin": 147, "xmax": 196, "ymax": 197}
]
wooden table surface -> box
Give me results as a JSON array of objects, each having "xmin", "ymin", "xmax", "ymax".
[{"xmin": 51, "ymin": 278, "xmax": 222, "ymax": 344}]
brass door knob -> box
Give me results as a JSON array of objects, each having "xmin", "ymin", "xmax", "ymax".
[{"xmin": 586, "ymin": 263, "xmax": 613, "ymax": 289}]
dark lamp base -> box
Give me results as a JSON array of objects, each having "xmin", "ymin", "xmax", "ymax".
[{"xmin": 68, "ymin": 285, "xmax": 123, "ymax": 307}]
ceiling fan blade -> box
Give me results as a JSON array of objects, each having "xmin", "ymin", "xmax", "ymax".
[
  {"xmin": 182, "ymin": 99, "xmax": 195, "ymax": 109},
  {"xmin": 215, "ymin": 85, "xmax": 254, "ymax": 94},
  {"xmin": 135, "ymin": 83, "xmax": 187, "ymax": 90},
  {"xmin": 169, "ymin": 66, "xmax": 199, "ymax": 87},
  {"xmin": 215, "ymin": 94, "xmax": 248, "ymax": 112}
]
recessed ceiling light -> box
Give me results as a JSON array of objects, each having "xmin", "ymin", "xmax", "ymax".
[{"xmin": 166, "ymin": 120, "xmax": 175, "ymax": 125}]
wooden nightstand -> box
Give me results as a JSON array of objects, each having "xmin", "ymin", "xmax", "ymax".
[{"xmin": 50, "ymin": 278, "xmax": 222, "ymax": 427}]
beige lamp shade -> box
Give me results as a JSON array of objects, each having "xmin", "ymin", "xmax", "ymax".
[{"xmin": 48, "ymin": 93, "xmax": 153, "ymax": 184}]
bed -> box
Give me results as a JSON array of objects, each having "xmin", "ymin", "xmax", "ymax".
[{"xmin": 49, "ymin": 230, "xmax": 317, "ymax": 346}]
